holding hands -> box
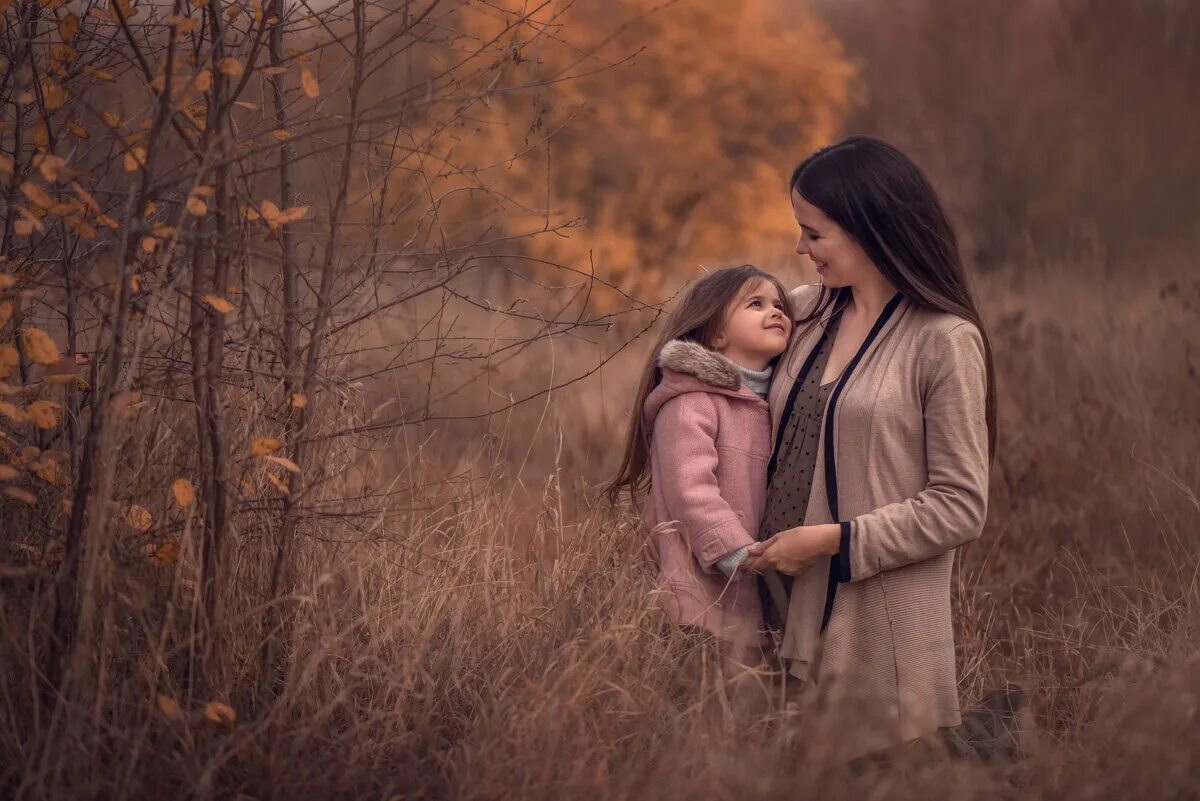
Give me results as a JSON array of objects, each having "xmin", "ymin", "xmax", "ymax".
[{"xmin": 739, "ymin": 523, "xmax": 842, "ymax": 576}]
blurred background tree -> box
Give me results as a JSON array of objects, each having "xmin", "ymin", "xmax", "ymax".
[{"xmin": 456, "ymin": 0, "xmax": 857, "ymax": 302}]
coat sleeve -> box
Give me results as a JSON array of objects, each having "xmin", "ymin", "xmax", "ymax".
[
  {"xmin": 651, "ymin": 394, "xmax": 757, "ymax": 573},
  {"xmin": 840, "ymin": 322, "xmax": 990, "ymax": 582}
]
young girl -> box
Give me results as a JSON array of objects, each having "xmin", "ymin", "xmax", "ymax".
[{"xmin": 607, "ymin": 265, "xmax": 794, "ymax": 669}]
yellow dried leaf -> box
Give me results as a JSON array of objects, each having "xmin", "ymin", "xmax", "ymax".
[
  {"xmin": 143, "ymin": 201, "xmax": 157, "ymax": 217},
  {"xmin": 204, "ymin": 701, "xmax": 236, "ymax": 726},
  {"xmin": 202, "ymin": 295, "xmax": 233, "ymax": 313},
  {"xmin": 288, "ymin": 392, "xmax": 307, "ymax": 408},
  {"xmin": 125, "ymin": 504, "xmax": 152, "ymax": 532},
  {"xmin": 141, "ymin": 236, "xmax": 158, "ymax": 253},
  {"xmin": 216, "ymin": 57, "xmax": 243, "ymax": 77},
  {"xmin": 300, "ymin": 68, "xmax": 319, "ymax": 98},
  {"xmin": 4, "ymin": 486, "xmax": 36, "ymax": 504},
  {"xmin": 278, "ymin": 206, "xmax": 308, "ymax": 224},
  {"xmin": 192, "ymin": 185, "xmax": 215, "ymax": 197},
  {"xmin": 185, "ymin": 196, "xmax": 207, "ymax": 216},
  {"xmin": 21, "ymin": 328, "xmax": 60, "ymax": 365},
  {"xmin": 123, "ymin": 146, "xmax": 146, "ymax": 172},
  {"xmin": 171, "ymin": 477, "xmax": 194, "ymax": 508},
  {"xmin": 264, "ymin": 454, "xmax": 299, "ymax": 473},
  {"xmin": 242, "ymin": 206, "xmax": 260, "ymax": 221},
  {"xmin": 250, "ymin": 437, "xmax": 281, "ymax": 455},
  {"xmin": 97, "ymin": 214, "xmax": 118, "ymax": 230},
  {"xmin": 27, "ymin": 400, "xmax": 61, "ymax": 429},
  {"xmin": 269, "ymin": 128, "xmax": 291, "ymax": 141},
  {"xmin": 101, "ymin": 111, "xmax": 122, "ymax": 128},
  {"xmin": 156, "ymin": 693, "xmax": 182, "ymax": 721},
  {"xmin": 0, "ymin": 465, "xmax": 18, "ymax": 481},
  {"xmin": 56, "ymin": 13, "xmax": 80, "ymax": 40},
  {"xmin": 0, "ymin": 401, "xmax": 29, "ymax": 424}
]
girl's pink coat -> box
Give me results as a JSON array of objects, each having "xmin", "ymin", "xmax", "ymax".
[{"xmin": 641, "ymin": 340, "xmax": 769, "ymax": 647}]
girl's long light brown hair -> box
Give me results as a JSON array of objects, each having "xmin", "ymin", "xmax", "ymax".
[{"xmin": 604, "ymin": 265, "xmax": 793, "ymax": 504}]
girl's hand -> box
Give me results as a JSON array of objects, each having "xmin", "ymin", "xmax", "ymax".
[{"xmin": 743, "ymin": 524, "xmax": 841, "ymax": 576}]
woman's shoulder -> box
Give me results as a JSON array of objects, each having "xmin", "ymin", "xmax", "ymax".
[{"xmin": 904, "ymin": 306, "xmax": 985, "ymax": 365}]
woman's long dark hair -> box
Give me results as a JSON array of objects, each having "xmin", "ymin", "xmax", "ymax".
[
  {"xmin": 605, "ymin": 265, "xmax": 793, "ymax": 504},
  {"xmin": 791, "ymin": 136, "xmax": 997, "ymax": 459}
]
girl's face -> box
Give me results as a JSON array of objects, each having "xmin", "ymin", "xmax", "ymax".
[
  {"xmin": 791, "ymin": 189, "xmax": 876, "ymax": 288},
  {"xmin": 712, "ymin": 278, "xmax": 792, "ymax": 370}
]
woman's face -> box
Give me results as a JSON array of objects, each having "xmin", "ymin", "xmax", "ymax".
[{"xmin": 790, "ymin": 189, "xmax": 876, "ymax": 289}]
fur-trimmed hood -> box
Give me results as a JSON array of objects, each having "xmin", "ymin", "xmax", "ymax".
[
  {"xmin": 643, "ymin": 339, "xmax": 762, "ymax": 428},
  {"xmin": 656, "ymin": 339, "xmax": 741, "ymax": 390}
]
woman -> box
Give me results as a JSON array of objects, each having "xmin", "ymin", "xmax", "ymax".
[{"xmin": 742, "ymin": 136, "xmax": 996, "ymax": 759}]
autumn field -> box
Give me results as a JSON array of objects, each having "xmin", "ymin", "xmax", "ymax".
[{"xmin": 2, "ymin": 0, "xmax": 1199, "ymax": 798}]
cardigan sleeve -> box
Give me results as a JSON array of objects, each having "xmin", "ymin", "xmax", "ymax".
[
  {"xmin": 841, "ymin": 322, "xmax": 989, "ymax": 582},
  {"xmin": 651, "ymin": 394, "xmax": 758, "ymax": 573}
]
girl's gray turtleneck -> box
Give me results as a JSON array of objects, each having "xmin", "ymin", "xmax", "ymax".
[{"xmin": 735, "ymin": 363, "xmax": 773, "ymax": 399}]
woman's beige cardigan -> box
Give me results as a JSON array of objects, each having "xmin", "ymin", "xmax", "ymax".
[{"xmin": 766, "ymin": 284, "xmax": 990, "ymax": 756}]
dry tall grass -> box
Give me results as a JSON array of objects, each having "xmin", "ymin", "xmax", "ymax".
[{"xmin": 2, "ymin": 0, "xmax": 1198, "ymax": 798}]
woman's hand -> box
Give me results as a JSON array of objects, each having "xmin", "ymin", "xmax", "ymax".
[{"xmin": 742, "ymin": 523, "xmax": 841, "ymax": 576}]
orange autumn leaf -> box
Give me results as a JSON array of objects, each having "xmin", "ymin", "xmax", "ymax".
[
  {"xmin": 151, "ymin": 537, "xmax": 181, "ymax": 564},
  {"xmin": 123, "ymin": 146, "xmax": 146, "ymax": 172},
  {"xmin": 263, "ymin": 454, "xmax": 299, "ymax": 473},
  {"xmin": 202, "ymin": 295, "xmax": 234, "ymax": 313},
  {"xmin": 156, "ymin": 693, "xmax": 183, "ymax": 721},
  {"xmin": 216, "ymin": 57, "xmax": 243, "ymax": 76},
  {"xmin": 56, "ymin": 13, "xmax": 80, "ymax": 40},
  {"xmin": 204, "ymin": 701, "xmax": 236, "ymax": 726},
  {"xmin": 3, "ymin": 486, "xmax": 36, "ymax": 504},
  {"xmin": 300, "ymin": 68, "xmax": 319, "ymax": 98},
  {"xmin": 250, "ymin": 437, "xmax": 281, "ymax": 455},
  {"xmin": 171, "ymin": 477, "xmax": 194, "ymax": 508},
  {"xmin": 21, "ymin": 328, "xmax": 61, "ymax": 365},
  {"xmin": 41, "ymin": 79, "xmax": 68, "ymax": 110},
  {"xmin": 27, "ymin": 400, "xmax": 61, "ymax": 429},
  {"xmin": 20, "ymin": 182, "xmax": 54, "ymax": 210},
  {"xmin": 124, "ymin": 504, "xmax": 153, "ymax": 532},
  {"xmin": 0, "ymin": 344, "xmax": 18, "ymax": 379},
  {"xmin": 0, "ymin": 465, "xmax": 18, "ymax": 481},
  {"xmin": 185, "ymin": 196, "xmax": 207, "ymax": 216},
  {"xmin": 0, "ymin": 401, "xmax": 29, "ymax": 424}
]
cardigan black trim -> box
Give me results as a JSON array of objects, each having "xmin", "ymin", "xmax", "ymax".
[{"xmin": 820, "ymin": 292, "xmax": 904, "ymax": 632}]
